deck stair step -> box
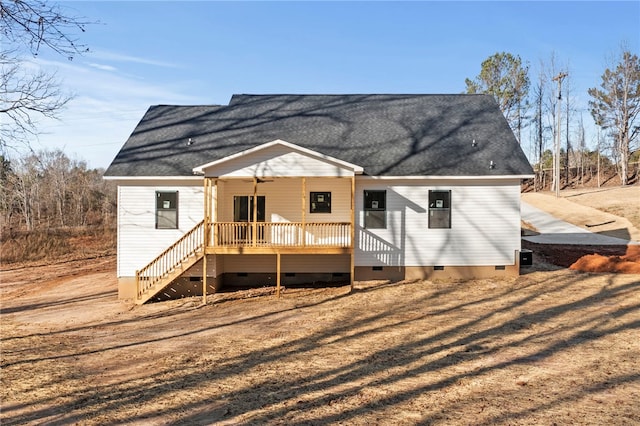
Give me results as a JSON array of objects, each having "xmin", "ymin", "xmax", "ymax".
[
  {"xmin": 135, "ymin": 251, "xmax": 203, "ymax": 305},
  {"xmin": 135, "ymin": 220, "xmax": 205, "ymax": 305}
]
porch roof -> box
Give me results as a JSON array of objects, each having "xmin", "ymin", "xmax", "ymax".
[{"xmin": 192, "ymin": 139, "xmax": 364, "ymax": 178}]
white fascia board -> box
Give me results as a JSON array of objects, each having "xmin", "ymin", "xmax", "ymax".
[
  {"xmin": 357, "ymin": 175, "xmax": 535, "ymax": 180},
  {"xmin": 192, "ymin": 139, "xmax": 364, "ymax": 175},
  {"xmin": 103, "ymin": 176, "xmax": 203, "ymax": 181}
]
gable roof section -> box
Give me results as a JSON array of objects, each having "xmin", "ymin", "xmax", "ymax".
[
  {"xmin": 104, "ymin": 94, "xmax": 534, "ymax": 178},
  {"xmin": 193, "ymin": 139, "xmax": 364, "ymax": 177}
]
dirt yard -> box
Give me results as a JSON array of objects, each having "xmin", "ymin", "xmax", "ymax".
[
  {"xmin": 1, "ymin": 187, "xmax": 639, "ymax": 425},
  {"xmin": 522, "ymin": 186, "xmax": 640, "ymax": 274}
]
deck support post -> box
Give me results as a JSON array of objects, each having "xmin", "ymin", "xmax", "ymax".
[
  {"xmin": 135, "ymin": 270, "xmax": 140, "ymax": 300},
  {"xmin": 202, "ymin": 254, "xmax": 207, "ymax": 305},
  {"xmin": 202, "ymin": 177, "xmax": 214, "ymax": 306},
  {"xmin": 350, "ymin": 175, "xmax": 355, "ymax": 292},
  {"xmin": 276, "ymin": 252, "xmax": 281, "ymax": 298}
]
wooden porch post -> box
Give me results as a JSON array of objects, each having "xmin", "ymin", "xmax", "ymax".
[
  {"xmin": 202, "ymin": 177, "xmax": 212, "ymax": 305},
  {"xmin": 252, "ymin": 177, "xmax": 258, "ymax": 247},
  {"xmin": 301, "ymin": 177, "xmax": 306, "ymax": 247},
  {"xmin": 350, "ymin": 175, "xmax": 356, "ymax": 292},
  {"xmin": 212, "ymin": 179, "xmax": 218, "ymax": 247}
]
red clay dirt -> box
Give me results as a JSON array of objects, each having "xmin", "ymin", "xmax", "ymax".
[
  {"xmin": 569, "ymin": 245, "xmax": 640, "ymax": 274},
  {"xmin": 522, "ymin": 187, "xmax": 640, "ymax": 274},
  {"xmin": 522, "ymin": 241, "xmax": 640, "ymax": 274}
]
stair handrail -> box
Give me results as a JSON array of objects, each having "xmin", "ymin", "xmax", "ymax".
[{"xmin": 136, "ymin": 220, "xmax": 205, "ymax": 299}]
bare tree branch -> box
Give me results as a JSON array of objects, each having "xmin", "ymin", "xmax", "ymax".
[
  {"xmin": 0, "ymin": 1, "xmax": 91, "ymax": 152},
  {"xmin": 1, "ymin": 0, "xmax": 90, "ymax": 59}
]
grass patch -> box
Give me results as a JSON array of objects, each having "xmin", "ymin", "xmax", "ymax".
[{"xmin": 0, "ymin": 227, "xmax": 116, "ymax": 265}]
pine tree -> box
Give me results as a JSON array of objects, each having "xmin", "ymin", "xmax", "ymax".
[{"xmin": 465, "ymin": 52, "xmax": 530, "ymax": 141}]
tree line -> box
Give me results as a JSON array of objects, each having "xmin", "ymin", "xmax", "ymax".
[
  {"xmin": 0, "ymin": 149, "xmax": 116, "ymax": 233},
  {"xmin": 465, "ymin": 49, "xmax": 640, "ymax": 189},
  {"xmin": 1, "ymin": 0, "xmax": 638, "ymax": 202}
]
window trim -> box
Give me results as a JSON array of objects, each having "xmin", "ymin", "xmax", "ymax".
[
  {"xmin": 428, "ymin": 190, "xmax": 451, "ymax": 229},
  {"xmin": 310, "ymin": 191, "xmax": 331, "ymax": 214},
  {"xmin": 156, "ymin": 190, "xmax": 178, "ymax": 229},
  {"xmin": 363, "ymin": 190, "xmax": 386, "ymax": 229}
]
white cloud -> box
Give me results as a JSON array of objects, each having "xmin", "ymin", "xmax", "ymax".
[
  {"xmin": 90, "ymin": 49, "xmax": 182, "ymax": 69},
  {"xmin": 88, "ymin": 63, "xmax": 118, "ymax": 72},
  {"xmin": 16, "ymin": 53, "xmax": 207, "ymax": 168}
]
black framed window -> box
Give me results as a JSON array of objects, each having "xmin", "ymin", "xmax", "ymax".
[
  {"xmin": 429, "ymin": 190, "xmax": 451, "ymax": 229},
  {"xmin": 364, "ymin": 190, "xmax": 386, "ymax": 229},
  {"xmin": 156, "ymin": 191, "xmax": 178, "ymax": 229},
  {"xmin": 310, "ymin": 191, "xmax": 331, "ymax": 213}
]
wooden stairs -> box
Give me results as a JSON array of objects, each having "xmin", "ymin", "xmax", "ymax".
[{"xmin": 135, "ymin": 220, "xmax": 205, "ymax": 304}]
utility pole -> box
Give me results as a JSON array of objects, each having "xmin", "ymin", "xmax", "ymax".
[{"xmin": 552, "ymin": 71, "xmax": 568, "ymax": 198}]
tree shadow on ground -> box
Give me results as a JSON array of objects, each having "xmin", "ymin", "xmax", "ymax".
[{"xmin": 2, "ymin": 270, "xmax": 639, "ymax": 425}]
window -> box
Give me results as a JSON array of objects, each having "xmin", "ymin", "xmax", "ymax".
[
  {"xmin": 310, "ymin": 191, "xmax": 331, "ymax": 213},
  {"xmin": 429, "ymin": 190, "xmax": 451, "ymax": 229},
  {"xmin": 156, "ymin": 191, "xmax": 178, "ymax": 229},
  {"xmin": 364, "ymin": 190, "xmax": 386, "ymax": 229},
  {"xmin": 233, "ymin": 196, "xmax": 265, "ymax": 222}
]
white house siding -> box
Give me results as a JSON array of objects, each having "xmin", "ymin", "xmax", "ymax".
[
  {"xmin": 216, "ymin": 177, "xmax": 352, "ymax": 224},
  {"xmin": 207, "ymin": 144, "xmax": 354, "ymax": 178},
  {"xmin": 355, "ymin": 178, "xmax": 522, "ymax": 267},
  {"xmin": 117, "ymin": 181, "xmax": 204, "ymax": 277}
]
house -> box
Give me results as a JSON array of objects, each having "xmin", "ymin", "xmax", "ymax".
[{"xmin": 104, "ymin": 94, "xmax": 534, "ymax": 303}]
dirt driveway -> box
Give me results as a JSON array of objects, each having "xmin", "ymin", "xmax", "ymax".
[{"xmin": 1, "ymin": 255, "xmax": 639, "ymax": 425}]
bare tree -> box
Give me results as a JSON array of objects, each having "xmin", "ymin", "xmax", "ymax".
[
  {"xmin": 0, "ymin": 0, "xmax": 91, "ymax": 151},
  {"xmin": 1, "ymin": 149, "xmax": 116, "ymax": 232},
  {"xmin": 1, "ymin": 50, "xmax": 70, "ymax": 147},
  {"xmin": 588, "ymin": 47, "xmax": 640, "ymax": 186},
  {"xmin": 531, "ymin": 80, "xmax": 545, "ymax": 191},
  {"xmin": 576, "ymin": 114, "xmax": 586, "ymax": 186}
]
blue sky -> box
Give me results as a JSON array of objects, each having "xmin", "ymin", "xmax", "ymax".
[{"xmin": 22, "ymin": 1, "xmax": 640, "ymax": 169}]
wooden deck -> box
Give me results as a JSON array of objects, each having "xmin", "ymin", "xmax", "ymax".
[
  {"xmin": 136, "ymin": 220, "xmax": 353, "ymax": 303},
  {"xmin": 206, "ymin": 222, "xmax": 351, "ymax": 254}
]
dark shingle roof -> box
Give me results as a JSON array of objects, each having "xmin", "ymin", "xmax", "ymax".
[{"xmin": 104, "ymin": 94, "xmax": 533, "ymax": 177}]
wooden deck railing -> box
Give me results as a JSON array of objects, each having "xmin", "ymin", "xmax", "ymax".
[
  {"xmin": 208, "ymin": 222, "xmax": 351, "ymax": 248},
  {"xmin": 136, "ymin": 220, "xmax": 204, "ymax": 299}
]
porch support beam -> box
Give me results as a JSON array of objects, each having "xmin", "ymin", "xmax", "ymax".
[
  {"xmin": 301, "ymin": 177, "xmax": 306, "ymax": 247},
  {"xmin": 203, "ymin": 178, "xmax": 212, "ymax": 305},
  {"xmin": 350, "ymin": 175, "xmax": 355, "ymax": 292},
  {"xmin": 252, "ymin": 177, "xmax": 258, "ymax": 247},
  {"xmin": 212, "ymin": 179, "xmax": 218, "ymax": 248}
]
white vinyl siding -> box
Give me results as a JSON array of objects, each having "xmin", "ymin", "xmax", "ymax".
[
  {"xmin": 116, "ymin": 175, "xmax": 522, "ymax": 278},
  {"xmin": 355, "ymin": 179, "xmax": 521, "ymax": 267},
  {"xmin": 117, "ymin": 183, "xmax": 204, "ymax": 277},
  {"xmin": 217, "ymin": 178, "xmax": 351, "ymax": 224}
]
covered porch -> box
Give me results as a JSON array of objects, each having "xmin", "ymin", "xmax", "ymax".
[
  {"xmin": 194, "ymin": 139, "xmax": 364, "ymax": 300},
  {"xmin": 200, "ymin": 173, "xmax": 356, "ymax": 298},
  {"xmin": 202, "ymin": 175, "xmax": 354, "ymax": 251}
]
